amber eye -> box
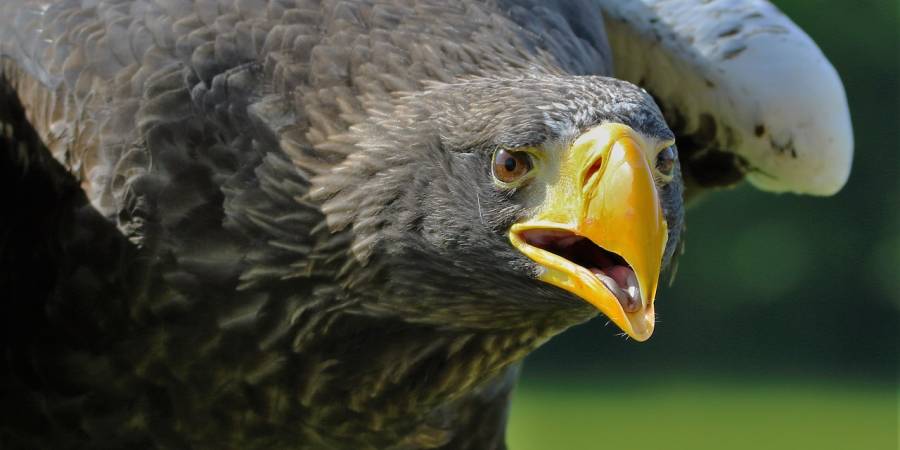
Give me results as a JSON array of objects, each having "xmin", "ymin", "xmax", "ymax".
[
  {"xmin": 492, "ymin": 149, "xmax": 533, "ymax": 184},
  {"xmin": 656, "ymin": 145, "xmax": 677, "ymax": 178}
]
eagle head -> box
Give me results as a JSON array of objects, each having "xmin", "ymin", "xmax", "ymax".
[{"xmin": 312, "ymin": 75, "xmax": 684, "ymax": 341}]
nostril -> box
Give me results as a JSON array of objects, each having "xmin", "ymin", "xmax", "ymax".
[{"xmin": 584, "ymin": 157, "xmax": 603, "ymax": 186}]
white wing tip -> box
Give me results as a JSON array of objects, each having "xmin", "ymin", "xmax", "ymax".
[
  {"xmin": 601, "ymin": 0, "xmax": 854, "ymax": 196},
  {"xmin": 730, "ymin": 30, "xmax": 854, "ymax": 196}
]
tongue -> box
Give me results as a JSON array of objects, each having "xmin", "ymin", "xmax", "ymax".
[
  {"xmin": 590, "ymin": 265, "xmax": 642, "ymax": 313},
  {"xmin": 605, "ymin": 265, "xmax": 633, "ymax": 290}
]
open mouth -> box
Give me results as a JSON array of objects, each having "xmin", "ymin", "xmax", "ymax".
[
  {"xmin": 519, "ymin": 229, "xmax": 643, "ymax": 313},
  {"xmin": 505, "ymin": 123, "xmax": 667, "ymax": 340}
]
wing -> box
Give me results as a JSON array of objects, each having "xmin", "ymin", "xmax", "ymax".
[{"xmin": 595, "ymin": 0, "xmax": 853, "ymax": 197}]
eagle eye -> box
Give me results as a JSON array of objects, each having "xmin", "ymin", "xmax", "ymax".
[
  {"xmin": 492, "ymin": 149, "xmax": 533, "ymax": 184},
  {"xmin": 655, "ymin": 145, "xmax": 677, "ymax": 178}
]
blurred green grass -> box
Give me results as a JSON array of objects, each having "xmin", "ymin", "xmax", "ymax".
[{"xmin": 507, "ymin": 377, "xmax": 897, "ymax": 450}]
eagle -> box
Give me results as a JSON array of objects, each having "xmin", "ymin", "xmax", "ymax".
[{"xmin": 0, "ymin": 0, "xmax": 851, "ymax": 449}]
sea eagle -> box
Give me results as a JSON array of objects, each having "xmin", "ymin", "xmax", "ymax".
[{"xmin": 0, "ymin": 0, "xmax": 851, "ymax": 448}]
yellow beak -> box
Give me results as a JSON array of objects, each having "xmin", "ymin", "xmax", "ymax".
[{"xmin": 510, "ymin": 123, "xmax": 668, "ymax": 341}]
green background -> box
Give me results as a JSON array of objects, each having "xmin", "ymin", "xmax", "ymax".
[{"xmin": 508, "ymin": 1, "xmax": 899, "ymax": 449}]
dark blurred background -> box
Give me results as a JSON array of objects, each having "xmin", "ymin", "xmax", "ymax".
[{"xmin": 509, "ymin": 1, "xmax": 898, "ymax": 449}]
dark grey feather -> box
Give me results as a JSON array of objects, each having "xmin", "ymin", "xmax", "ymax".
[{"xmin": 0, "ymin": 1, "xmax": 683, "ymax": 449}]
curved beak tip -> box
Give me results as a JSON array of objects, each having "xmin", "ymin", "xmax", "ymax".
[{"xmin": 626, "ymin": 305, "xmax": 656, "ymax": 342}]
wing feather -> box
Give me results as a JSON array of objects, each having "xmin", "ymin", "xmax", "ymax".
[{"xmin": 596, "ymin": 0, "xmax": 852, "ymax": 196}]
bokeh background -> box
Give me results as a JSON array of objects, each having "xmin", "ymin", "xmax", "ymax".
[{"xmin": 508, "ymin": 1, "xmax": 899, "ymax": 449}]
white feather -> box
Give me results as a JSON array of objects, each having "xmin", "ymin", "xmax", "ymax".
[{"xmin": 599, "ymin": 0, "xmax": 853, "ymax": 195}]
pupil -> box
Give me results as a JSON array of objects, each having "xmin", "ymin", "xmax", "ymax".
[{"xmin": 504, "ymin": 157, "xmax": 517, "ymax": 172}]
